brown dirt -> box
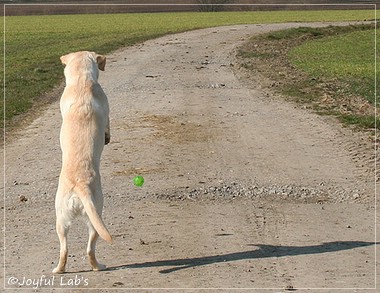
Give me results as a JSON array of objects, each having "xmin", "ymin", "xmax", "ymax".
[{"xmin": 2, "ymin": 23, "xmax": 378, "ymax": 292}]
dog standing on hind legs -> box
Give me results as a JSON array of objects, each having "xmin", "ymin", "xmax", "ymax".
[{"xmin": 53, "ymin": 51, "xmax": 112, "ymax": 274}]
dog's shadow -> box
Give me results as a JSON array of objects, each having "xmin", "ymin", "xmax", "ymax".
[{"xmin": 106, "ymin": 241, "xmax": 376, "ymax": 274}]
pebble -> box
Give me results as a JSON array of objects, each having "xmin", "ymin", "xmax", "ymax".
[{"xmin": 19, "ymin": 195, "xmax": 28, "ymax": 202}]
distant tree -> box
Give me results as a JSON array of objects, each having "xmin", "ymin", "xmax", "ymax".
[{"xmin": 197, "ymin": 0, "xmax": 235, "ymax": 12}]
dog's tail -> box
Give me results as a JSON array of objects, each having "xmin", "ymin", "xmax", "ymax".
[{"xmin": 75, "ymin": 185, "xmax": 113, "ymax": 244}]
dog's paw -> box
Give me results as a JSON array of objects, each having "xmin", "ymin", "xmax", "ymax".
[
  {"xmin": 52, "ymin": 266, "xmax": 65, "ymax": 274},
  {"xmin": 93, "ymin": 263, "xmax": 106, "ymax": 271},
  {"xmin": 105, "ymin": 133, "xmax": 110, "ymax": 145}
]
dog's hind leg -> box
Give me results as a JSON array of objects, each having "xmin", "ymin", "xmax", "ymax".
[
  {"xmin": 53, "ymin": 219, "xmax": 69, "ymax": 274},
  {"xmin": 87, "ymin": 223, "xmax": 106, "ymax": 271}
]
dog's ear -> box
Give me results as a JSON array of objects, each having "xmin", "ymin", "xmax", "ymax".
[
  {"xmin": 60, "ymin": 52, "xmax": 75, "ymax": 66},
  {"xmin": 96, "ymin": 55, "xmax": 106, "ymax": 71},
  {"xmin": 60, "ymin": 54, "xmax": 69, "ymax": 66}
]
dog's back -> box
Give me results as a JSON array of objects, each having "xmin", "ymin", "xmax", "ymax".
[{"xmin": 59, "ymin": 79, "xmax": 108, "ymax": 183}]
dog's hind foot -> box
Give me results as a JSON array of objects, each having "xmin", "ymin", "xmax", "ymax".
[
  {"xmin": 52, "ymin": 266, "xmax": 65, "ymax": 274},
  {"xmin": 92, "ymin": 263, "xmax": 106, "ymax": 271}
]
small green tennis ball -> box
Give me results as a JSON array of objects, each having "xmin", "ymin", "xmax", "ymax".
[{"xmin": 133, "ymin": 175, "xmax": 144, "ymax": 187}]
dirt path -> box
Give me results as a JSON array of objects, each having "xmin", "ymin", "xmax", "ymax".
[{"xmin": 2, "ymin": 23, "xmax": 378, "ymax": 292}]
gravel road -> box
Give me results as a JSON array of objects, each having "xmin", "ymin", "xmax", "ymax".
[{"xmin": 2, "ymin": 23, "xmax": 378, "ymax": 292}]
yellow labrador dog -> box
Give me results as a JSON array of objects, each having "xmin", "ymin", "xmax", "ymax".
[{"xmin": 53, "ymin": 51, "xmax": 112, "ymax": 274}]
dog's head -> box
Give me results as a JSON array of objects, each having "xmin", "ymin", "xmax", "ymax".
[{"xmin": 60, "ymin": 51, "xmax": 106, "ymax": 82}]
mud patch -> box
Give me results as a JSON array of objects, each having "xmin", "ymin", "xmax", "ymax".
[{"xmin": 141, "ymin": 114, "xmax": 214, "ymax": 144}]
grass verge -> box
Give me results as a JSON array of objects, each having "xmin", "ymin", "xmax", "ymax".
[
  {"xmin": 237, "ymin": 23, "xmax": 379, "ymax": 129},
  {"xmin": 1, "ymin": 10, "xmax": 377, "ymax": 134}
]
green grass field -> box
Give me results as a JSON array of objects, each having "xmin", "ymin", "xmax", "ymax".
[
  {"xmin": 238, "ymin": 23, "xmax": 378, "ymax": 129},
  {"xmin": 1, "ymin": 10, "xmax": 377, "ymax": 129},
  {"xmin": 290, "ymin": 29, "xmax": 377, "ymax": 106},
  {"xmin": 290, "ymin": 27, "xmax": 378, "ymax": 128}
]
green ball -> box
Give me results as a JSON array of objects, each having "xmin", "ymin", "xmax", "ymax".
[{"xmin": 133, "ymin": 175, "xmax": 144, "ymax": 187}]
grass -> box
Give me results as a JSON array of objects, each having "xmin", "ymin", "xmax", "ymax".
[
  {"xmin": 289, "ymin": 29, "xmax": 377, "ymax": 106},
  {"xmin": 237, "ymin": 23, "xmax": 379, "ymax": 129},
  {"xmin": 1, "ymin": 10, "xmax": 377, "ymax": 130}
]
